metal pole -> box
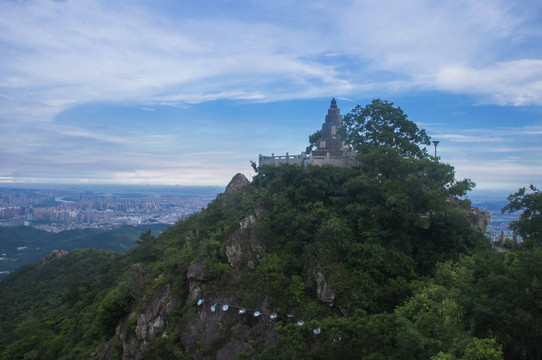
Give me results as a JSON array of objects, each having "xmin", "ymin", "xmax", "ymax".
[{"xmin": 432, "ymin": 141, "xmax": 440, "ymax": 158}]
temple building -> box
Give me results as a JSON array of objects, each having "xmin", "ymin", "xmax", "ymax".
[{"xmin": 259, "ymin": 98, "xmax": 357, "ymax": 168}]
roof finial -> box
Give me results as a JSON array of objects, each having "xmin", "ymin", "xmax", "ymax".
[{"xmin": 330, "ymin": 97, "xmax": 337, "ymax": 108}]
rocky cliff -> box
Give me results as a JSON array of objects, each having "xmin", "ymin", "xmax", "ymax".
[
  {"xmin": 448, "ymin": 198, "xmax": 491, "ymax": 233},
  {"xmin": 103, "ymin": 196, "xmax": 277, "ymax": 360}
]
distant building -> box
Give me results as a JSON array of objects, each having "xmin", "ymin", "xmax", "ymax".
[
  {"xmin": 8, "ymin": 215, "xmax": 26, "ymax": 226},
  {"xmin": 259, "ymin": 98, "xmax": 357, "ymax": 168}
]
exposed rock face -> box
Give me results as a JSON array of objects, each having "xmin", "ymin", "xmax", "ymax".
[
  {"xmin": 463, "ymin": 206, "xmax": 491, "ymax": 233},
  {"xmin": 41, "ymin": 250, "xmax": 68, "ymax": 265},
  {"xmin": 128, "ymin": 263, "xmax": 145, "ymax": 274},
  {"xmin": 223, "ymin": 173, "xmax": 249, "ymax": 198},
  {"xmin": 226, "ymin": 214, "xmax": 263, "ymax": 270},
  {"xmin": 117, "ymin": 284, "xmax": 181, "ymax": 360},
  {"xmin": 187, "ymin": 259, "xmax": 206, "ymax": 305},
  {"xmin": 187, "ymin": 260, "xmax": 205, "ymax": 281},
  {"xmin": 135, "ymin": 284, "xmax": 180, "ymax": 342},
  {"xmin": 316, "ymin": 272, "xmax": 335, "ymax": 306},
  {"xmin": 448, "ymin": 198, "xmax": 491, "ymax": 233},
  {"xmin": 180, "ymin": 296, "xmax": 276, "ymax": 359},
  {"xmin": 240, "ymin": 214, "xmax": 256, "ymax": 229},
  {"xmin": 107, "ymin": 184, "xmax": 278, "ymax": 360}
]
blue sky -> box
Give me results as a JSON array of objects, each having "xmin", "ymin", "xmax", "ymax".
[{"xmin": 1, "ymin": 0, "xmax": 541, "ymax": 195}]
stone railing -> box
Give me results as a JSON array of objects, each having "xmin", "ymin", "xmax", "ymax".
[
  {"xmin": 259, "ymin": 151, "xmax": 358, "ymax": 168},
  {"xmin": 258, "ymin": 152, "xmax": 309, "ymax": 167}
]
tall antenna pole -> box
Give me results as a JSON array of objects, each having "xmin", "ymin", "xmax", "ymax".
[{"xmin": 432, "ymin": 141, "xmax": 440, "ymax": 159}]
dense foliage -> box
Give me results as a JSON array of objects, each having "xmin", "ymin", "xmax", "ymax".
[
  {"xmin": 502, "ymin": 184, "xmax": 542, "ymax": 248},
  {"xmin": 305, "ymin": 129, "xmax": 322, "ymax": 154},
  {"xmin": 341, "ymin": 99, "xmax": 431, "ymax": 159},
  {"xmin": 0, "ymin": 224, "xmax": 166, "ymax": 276},
  {"xmin": 0, "ymin": 249, "xmax": 121, "ymax": 358}
]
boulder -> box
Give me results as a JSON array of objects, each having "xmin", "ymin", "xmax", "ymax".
[
  {"xmin": 316, "ymin": 272, "xmax": 335, "ymax": 306},
  {"xmin": 187, "ymin": 260, "xmax": 205, "ymax": 281},
  {"xmin": 448, "ymin": 198, "xmax": 491, "ymax": 233},
  {"xmin": 223, "ymin": 173, "xmax": 249, "ymax": 198},
  {"xmin": 41, "ymin": 250, "xmax": 68, "ymax": 265},
  {"xmin": 226, "ymin": 214, "xmax": 263, "ymax": 269},
  {"xmin": 463, "ymin": 206, "xmax": 491, "ymax": 233}
]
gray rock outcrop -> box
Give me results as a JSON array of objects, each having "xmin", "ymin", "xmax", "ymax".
[
  {"xmin": 226, "ymin": 214, "xmax": 263, "ymax": 270},
  {"xmin": 41, "ymin": 250, "xmax": 68, "ymax": 265},
  {"xmin": 187, "ymin": 259, "xmax": 205, "ymax": 281},
  {"xmin": 316, "ymin": 272, "xmax": 335, "ymax": 306},
  {"xmin": 117, "ymin": 284, "xmax": 181, "ymax": 359},
  {"xmin": 222, "ymin": 173, "xmax": 249, "ymax": 198},
  {"xmin": 463, "ymin": 206, "xmax": 491, "ymax": 233},
  {"xmin": 448, "ymin": 198, "xmax": 491, "ymax": 233}
]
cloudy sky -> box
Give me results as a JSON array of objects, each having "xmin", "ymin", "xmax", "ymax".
[{"xmin": 1, "ymin": 0, "xmax": 541, "ymax": 195}]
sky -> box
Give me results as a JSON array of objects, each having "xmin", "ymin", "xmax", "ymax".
[{"xmin": 1, "ymin": 0, "xmax": 541, "ymax": 196}]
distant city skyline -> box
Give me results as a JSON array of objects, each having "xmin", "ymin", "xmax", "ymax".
[
  {"xmin": 0, "ymin": 185, "xmax": 220, "ymax": 232},
  {"xmin": 1, "ymin": 1, "xmax": 541, "ymax": 196}
]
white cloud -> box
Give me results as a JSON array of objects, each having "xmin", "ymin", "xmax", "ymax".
[
  {"xmin": 453, "ymin": 159, "xmax": 542, "ymax": 191},
  {"xmin": 433, "ymin": 136, "xmax": 541, "ymax": 167},
  {"xmin": 435, "ymin": 60, "xmax": 542, "ymax": 105},
  {"xmin": 339, "ymin": 0, "xmax": 542, "ymax": 105},
  {"xmin": 486, "ymin": 146, "xmax": 542, "ymax": 153},
  {"xmin": 0, "ymin": 0, "xmax": 541, "ymax": 187},
  {"xmin": 502, "ymin": 125, "xmax": 542, "ymax": 136},
  {"xmin": 0, "ymin": 0, "xmax": 350, "ymax": 124},
  {"xmin": 1, "ymin": 0, "xmax": 542, "ymax": 126},
  {"xmin": 342, "ymin": 0, "xmax": 518, "ymax": 66},
  {"xmin": 436, "ymin": 134, "xmax": 507, "ymax": 143}
]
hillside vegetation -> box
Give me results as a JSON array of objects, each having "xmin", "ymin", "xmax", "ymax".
[
  {"xmin": 0, "ymin": 224, "xmax": 167, "ymax": 276},
  {"xmin": 0, "ymin": 100, "xmax": 540, "ymax": 359}
]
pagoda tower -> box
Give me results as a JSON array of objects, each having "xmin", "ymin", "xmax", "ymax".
[
  {"xmin": 311, "ymin": 98, "xmax": 349, "ymax": 157},
  {"xmin": 258, "ymin": 98, "xmax": 356, "ymax": 168},
  {"xmin": 309, "ymin": 98, "xmax": 356, "ymax": 167}
]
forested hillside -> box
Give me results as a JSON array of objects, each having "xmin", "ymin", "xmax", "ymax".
[
  {"xmin": 0, "ymin": 162, "xmax": 535, "ymax": 359},
  {"xmin": 0, "ymin": 224, "xmax": 167, "ymax": 277},
  {"xmin": 0, "ymin": 100, "xmax": 540, "ymax": 359}
]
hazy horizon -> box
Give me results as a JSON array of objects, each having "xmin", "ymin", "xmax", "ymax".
[{"xmin": 0, "ymin": 180, "xmax": 518, "ymax": 202}]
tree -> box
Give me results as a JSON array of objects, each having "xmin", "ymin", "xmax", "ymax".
[
  {"xmin": 341, "ymin": 99, "xmax": 431, "ymax": 159},
  {"xmin": 97, "ymin": 281, "xmax": 135, "ymax": 334},
  {"xmin": 461, "ymin": 338, "xmax": 503, "ymax": 360},
  {"xmin": 502, "ymin": 184, "xmax": 542, "ymax": 248},
  {"xmin": 305, "ymin": 129, "xmax": 321, "ymax": 154}
]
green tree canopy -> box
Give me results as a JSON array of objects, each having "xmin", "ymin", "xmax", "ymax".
[
  {"xmin": 502, "ymin": 184, "xmax": 542, "ymax": 248},
  {"xmin": 305, "ymin": 129, "xmax": 322, "ymax": 154},
  {"xmin": 341, "ymin": 99, "xmax": 431, "ymax": 159}
]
